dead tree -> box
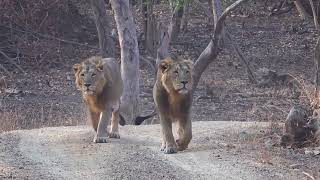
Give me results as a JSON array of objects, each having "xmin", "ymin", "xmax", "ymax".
[
  {"xmin": 90, "ymin": 0, "xmax": 115, "ymax": 57},
  {"xmin": 192, "ymin": 0, "xmax": 255, "ymax": 89},
  {"xmin": 110, "ymin": 0, "xmax": 140, "ymax": 124},
  {"xmin": 281, "ymin": 37, "xmax": 320, "ymax": 147}
]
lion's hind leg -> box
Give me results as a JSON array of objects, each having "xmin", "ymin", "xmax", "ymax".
[{"xmin": 109, "ymin": 102, "xmax": 120, "ymax": 139}]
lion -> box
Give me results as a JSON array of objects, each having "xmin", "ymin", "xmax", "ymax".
[
  {"xmin": 152, "ymin": 56, "xmax": 194, "ymax": 154},
  {"xmin": 73, "ymin": 56, "xmax": 125, "ymax": 143}
]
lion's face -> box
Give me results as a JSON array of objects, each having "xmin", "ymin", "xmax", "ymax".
[
  {"xmin": 159, "ymin": 57, "xmax": 193, "ymax": 95},
  {"xmin": 73, "ymin": 58, "xmax": 106, "ymax": 96}
]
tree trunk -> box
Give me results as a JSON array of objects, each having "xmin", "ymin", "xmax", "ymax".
[
  {"xmin": 193, "ymin": 0, "xmax": 246, "ymax": 90},
  {"xmin": 308, "ymin": 0, "xmax": 319, "ymax": 30},
  {"xmin": 90, "ymin": 0, "xmax": 115, "ymax": 57},
  {"xmin": 169, "ymin": 5, "xmax": 184, "ymax": 41},
  {"xmin": 110, "ymin": 0, "xmax": 140, "ymax": 124},
  {"xmin": 181, "ymin": 0, "xmax": 191, "ymax": 32},
  {"xmin": 314, "ymin": 37, "xmax": 320, "ymax": 106},
  {"xmin": 212, "ymin": 0, "xmax": 223, "ymax": 28}
]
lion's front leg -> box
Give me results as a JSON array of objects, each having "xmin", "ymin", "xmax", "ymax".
[
  {"xmin": 88, "ymin": 110, "xmax": 100, "ymax": 132},
  {"xmin": 109, "ymin": 101, "xmax": 120, "ymax": 139},
  {"xmin": 94, "ymin": 107, "xmax": 111, "ymax": 143},
  {"xmin": 176, "ymin": 117, "xmax": 192, "ymax": 151},
  {"xmin": 159, "ymin": 114, "xmax": 177, "ymax": 154}
]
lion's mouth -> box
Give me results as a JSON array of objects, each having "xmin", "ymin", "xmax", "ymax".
[
  {"xmin": 83, "ymin": 88, "xmax": 95, "ymax": 95},
  {"xmin": 178, "ymin": 87, "xmax": 189, "ymax": 94}
]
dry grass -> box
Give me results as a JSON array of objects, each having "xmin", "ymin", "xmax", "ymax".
[{"xmin": 0, "ymin": 99, "xmax": 87, "ymax": 133}]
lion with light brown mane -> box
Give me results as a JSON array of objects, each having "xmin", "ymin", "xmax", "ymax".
[{"xmin": 73, "ymin": 56, "xmax": 124, "ymax": 143}]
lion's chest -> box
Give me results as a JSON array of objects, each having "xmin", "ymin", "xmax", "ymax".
[{"xmin": 84, "ymin": 96, "xmax": 105, "ymax": 112}]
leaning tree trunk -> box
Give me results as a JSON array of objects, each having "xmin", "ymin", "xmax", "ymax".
[
  {"xmin": 193, "ymin": 0, "xmax": 247, "ymax": 90},
  {"xmin": 314, "ymin": 37, "xmax": 320, "ymax": 106},
  {"xmin": 294, "ymin": 0, "xmax": 309, "ymax": 20},
  {"xmin": 90, "ymin": 0, "xmax": 115, "ymax": 57},
  {"xmin": 110, "ymin": 0, "xmax": 140, "ymax": 124},
  {"xmin": 308, "ymin": 0, "xmax": 319, "ymax": 30}
]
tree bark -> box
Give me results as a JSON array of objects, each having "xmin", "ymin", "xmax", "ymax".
[
  {"xmin": 211, "ymin": 0, "xmax": 223, "ymax": 28},
  {"xmin": 181, "ymin": 0, "xmax": 191, "ymax": 32},
  {"xmin": 90, "ymin": 0, "xmax": 115, "ymax": 57},
  {"xmin": 314, "ymin": 37, "xmax": 320, "ymax": 106},
  {"xmin": 110, "ymin": 0, "xmax": 140, "ymax": 124},
  {"xmin": 169, "ymin": 5, "xmax": 184, "ymax": 41}
]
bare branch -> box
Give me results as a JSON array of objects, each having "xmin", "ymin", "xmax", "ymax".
[
  {"xmin": 0, "ymin": 25, "xmax": 100, "ymax": 50},
  {"xmin": 193, "ymin": 0, "xmax": 247, "ymax": 89},
  {"xmin": 225, "ymin": 30, "xmax": 257, "ymax": 83},
  {"xmin": 308, "ymin": 0, "xmax": 319, "ymax": 30},
  {"xmin": 0, "ymin": 64, "xmax": 11, "ymax": 78},
  {"xmin": 0, "ymin": 50, "xmax": 25, "ymax": 73}
]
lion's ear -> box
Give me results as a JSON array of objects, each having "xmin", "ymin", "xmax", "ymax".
[
  {"xmin": 96, "ymin": 61, "xmax": 103, "ymax": 71},
  {"xmin": 159, "ymin": 59, "xmax": 172, "ymax": 73},
  {"xmin": 73, "ymin": 64, "xmax": 81, "ymax": 73}
]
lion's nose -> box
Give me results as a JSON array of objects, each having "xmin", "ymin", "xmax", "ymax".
[
  {"xmin": 181, "ymin": 81, "xmax": 188, "ymax": 85},
  {"xmin": 84, "ymin": 83, "xmax": 91, "ymax": 87}
]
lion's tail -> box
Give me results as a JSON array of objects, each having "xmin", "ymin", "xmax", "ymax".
[
  {"xmin": 119, "ymin": 109, "xmax": 157, "ymax": 126},
  {"xmin": 119, "ymin": 114, "xmax": 126, "ymax": 126},
  {"xmin": 134, "ymin": 109, "xmax": 157, "ymax": 125}
]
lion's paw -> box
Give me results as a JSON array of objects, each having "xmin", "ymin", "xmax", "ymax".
[
  {"xmin": 176, "ymin": 139, "xmax": 188, "ymax": 151},
  {"xmin": 163, "ymin": 146, "xmax": 177, "ymax": 154},
  {"xmin": 108, "ymin": 131, "xmax": 120, "ymax": 139},
  {"xmin": 93, "ymin": 135, "xmax": 108, "ymax": 143}
]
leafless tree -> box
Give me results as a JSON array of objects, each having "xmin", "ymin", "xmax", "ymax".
[
  {"xmin": 193, "ymin": 0, "xmax": 255, "ymax": 89},
  {"xmin": 90, "ymin": 0, "xmax": 115, "ymax": 57},
  {"xmin": 110, "ymin": 0, "xmax": 140, "ymax": 124}
]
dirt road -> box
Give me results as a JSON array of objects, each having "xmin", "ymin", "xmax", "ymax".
[{"xmin": 0, "ymin": 121, "xmax": 317, "ymax": 180}]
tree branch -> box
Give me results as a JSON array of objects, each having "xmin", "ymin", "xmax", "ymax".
[
  {"xmin": 308, "ymin": 0, "xmax": 319, "ymax": 30},
  {"xmin": 193, "ymin": 0, "xmax": 247, "ymax": 90},
  {"xmin": 0, "ymin": 50, "xmax": 25, "ymax": 73},
  {"xmin": 225, "ymin": 30, "xmax": 256, "ymax": 83}
]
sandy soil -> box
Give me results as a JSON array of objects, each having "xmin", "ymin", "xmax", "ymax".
[{"xmin": 1, "ymin": 121, "xmax": 319, "ymax": 180}]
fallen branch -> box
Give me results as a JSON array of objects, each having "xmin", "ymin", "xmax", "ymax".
[
  {"xmin": 0, "ymin": 64, "xmax": 11, "ymax": 77},
  {"xmin": 193, "ymin": 0, "xmax": 247, "ymax": 89},
  {"xmin": 225, "ymin": 30, "xmax": 256, "ymax": 83},
  {"xmin": 0, "ymin": 25, "xmax": 100, "ymax": 50},
  {"xmin": 0, "ymin": 50, "xmax": 25, "ymax": 73},
  {"xmin": 140, "ymin": 56, "xmax": 156, "ymax": 73}
]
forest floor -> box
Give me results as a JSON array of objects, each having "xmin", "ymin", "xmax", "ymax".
[{"xmin": 0, "ymin": 1, "xmax": 319, "ymax": 179}]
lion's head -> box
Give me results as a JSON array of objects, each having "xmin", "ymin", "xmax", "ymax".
[
  {"xmin": 73, "ymin": 56, "xmax": 109, "ymax": 96},
  {"xmin": 159, "ymin": 56, "xmax": 193, "ymax": 95}
]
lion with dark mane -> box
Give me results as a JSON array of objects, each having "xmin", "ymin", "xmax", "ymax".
[{"xmin": 153, "ymin": 56, "xmax": 194, "ymax": 154}]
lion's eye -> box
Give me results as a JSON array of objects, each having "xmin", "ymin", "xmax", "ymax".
[
  {"xmin": 92, "ymin": 73, "xmax": 96, "ymax": 77},
  {"xmin": 186, "ymin": 71, "xmax": 190, "ymax": 74},
  {"xmin": 81, "ymin": 73, "xmax": 85, "ymax": 77},
  {"xmin": 174, "ymin": 71, "xmax": 178, "ymax": 74}
]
